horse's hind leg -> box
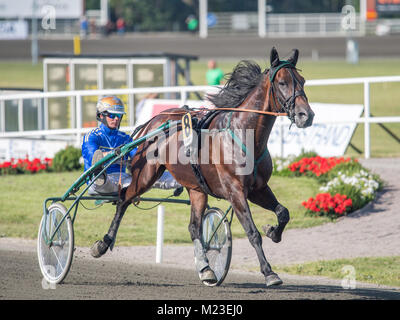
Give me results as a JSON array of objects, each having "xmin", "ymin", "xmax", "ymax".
[
  {"xmin": 90, "ymin": 162, "xmax": 165, "ymax": 258},
  {"xmin": 90, "ymin": 198, "xmax": 131, "ymax": 258},
  {"xmin": 248, "ymin": 185, "xmax": 290, "ymax": 244},
  {"xmin": 187, "ymin": 189, "xmax": 217, "ymax": 284},
  {"xmin": 230, "ymin": 191, "xmax": 282, "ymax": 287}
]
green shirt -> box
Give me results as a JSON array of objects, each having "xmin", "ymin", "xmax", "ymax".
[{"xmin": 206, "ymin": 68, "xmax": 224, "ymax": 85}]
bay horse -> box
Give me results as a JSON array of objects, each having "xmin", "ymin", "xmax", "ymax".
[{"xmin": 90, "ymin": 47, "xmax": 314, "ymax": 287}]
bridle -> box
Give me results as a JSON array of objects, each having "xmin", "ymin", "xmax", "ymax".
[{"xmin": 267, "ymin": 60, "xmax": 307, "ymax": 125}]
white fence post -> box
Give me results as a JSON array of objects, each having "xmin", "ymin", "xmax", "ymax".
[
  {"xmin": 0, "ymin": 100, "xmax": 5, "ymax": 132},
  {"xmin": 279, "ymin": 117, "xmax": 284, "ymax": 157},
  {"xmin": 156, "ymin": 205, "xmax": 165, "ymax": 263},
  {"xmin": 258, "ymin": 0, "xmax": 266, "ymax": 38},
  {"xmin": 18, "ymin": 99, "xmax": 23, "ymax": 132},
  {"xmin": 199, "ymin": 0, "xmax": 208, "ymax": 39},
  {"xmin": 180, "ymin": 89, "xmax": 188, "ymax": 106},
  {"xmin": 364, "ymin": 81, "xmax": 371, "ymax": 159},
  {"xmin": 76, "ymin": 94, "xmax": 82, "ymax": 147}
]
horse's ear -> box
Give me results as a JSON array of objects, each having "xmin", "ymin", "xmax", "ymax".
[
  {"xmin": 270, "ymin": 47, "xmax": 280, "ymax": 67},
  {"xmin": 288, "ymin": 49, "xmax": 299, "ymax": 66}
]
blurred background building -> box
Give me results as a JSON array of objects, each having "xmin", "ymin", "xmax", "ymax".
[{"xmin": 1, "ymin": 0, "xmax": 400, "ymax": 38}]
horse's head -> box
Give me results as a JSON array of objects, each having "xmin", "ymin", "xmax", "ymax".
[{"xmin": 268, "ymin": 47, "xmax": 314, "ymax": 128}]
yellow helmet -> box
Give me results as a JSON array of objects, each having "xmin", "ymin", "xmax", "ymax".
[{"xmin": 96, "ymin": 96, "xmax": 126, "ymax": 115}]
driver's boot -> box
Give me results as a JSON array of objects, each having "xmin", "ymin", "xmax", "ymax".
[{"xmin": 92, "ymin": 149, "xmax": 106, "ymax": 186}]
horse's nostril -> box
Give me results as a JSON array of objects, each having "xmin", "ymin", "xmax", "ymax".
[{"xmin": 298, "ymin": 112, "xmax": 307, "ymax": 118}]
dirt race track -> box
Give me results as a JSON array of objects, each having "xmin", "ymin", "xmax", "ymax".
[{"xmin": 0, "ymin": 248, "xmax": 399, "ymax": 301}]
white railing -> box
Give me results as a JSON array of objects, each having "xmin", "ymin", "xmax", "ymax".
[
  {"xmin": 0, "ymin": 85, "xmax": 215, "ymax": 146},
  {"xmin": 306, "ymin": 75, "xmax": 400, "ymax": 158},
  {"xmin": 1, "ymin": 76, "xmax": 400, "ymax": 158},
  {"xmin": 209, "ymin": 12, "xmax": 364, "ymax": 37}
]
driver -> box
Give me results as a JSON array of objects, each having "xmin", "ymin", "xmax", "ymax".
[{"xmin": 82, "ymin": 95, "xmax": 182, "ymax": 195}]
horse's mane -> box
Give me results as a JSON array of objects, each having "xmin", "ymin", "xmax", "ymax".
[{"xmin": 207, "ymin": 60, "xmax": 264, "ymax": 108}]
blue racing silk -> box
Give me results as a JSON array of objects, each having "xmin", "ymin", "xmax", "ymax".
[{"xmin": 82, "ymin": 123, "xmax": 137, "ymax": 174}]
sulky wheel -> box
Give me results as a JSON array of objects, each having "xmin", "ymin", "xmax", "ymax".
[
  {"xmin": 37, "ymin": 202, "xmax": 74, "ymax": 285},
  {"xmin": 201, "ymin": 207, "xmax": 232, "ymax": 286}
]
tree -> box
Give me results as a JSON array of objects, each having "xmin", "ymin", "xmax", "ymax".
[
  {"xmin": 85, "ymin": 0, "xmax": 100, "ymax": 10},
  {"xmin": 109, "ymin": 0, "xmax": 196, "ymax": 31},
  {"xmin": 268, "ymin": 0, "xmax": 348, "ymax": 13}
]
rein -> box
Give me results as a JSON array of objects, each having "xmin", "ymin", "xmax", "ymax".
[{"xmin": 160, "ymin": 108, "xmax": 287, "ymax": 117}]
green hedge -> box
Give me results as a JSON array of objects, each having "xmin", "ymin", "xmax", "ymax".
[{"xmin": 52, "ymin": 146, "xmax": 82, "ymax": 172}]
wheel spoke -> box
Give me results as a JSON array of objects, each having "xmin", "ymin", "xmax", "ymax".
[{"xmin": 51, "ymin": 246, "xmax": 64, "ymax": 272}]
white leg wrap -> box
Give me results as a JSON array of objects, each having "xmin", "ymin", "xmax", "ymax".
[{"xmin": 193, "ymin": 239, "xmax": 209, "ymax": 272}]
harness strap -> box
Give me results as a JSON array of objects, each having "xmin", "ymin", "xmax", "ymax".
[
  {"xmin": 225, "ymin": 112, "xmax": 247, "ymax": 155},
  {"xmin": 269, "ymin": 60, "xmax": 294, "ymax": 82},
  {"xmin": 224, "ymin": 111, "xmax": 269, "ymax": 179},
  {"xmin": 253, "ymin": 146, "xmax": 270, "ymax": 179},
  {"xmin": 190, "ymin": 162, "xmax": 222, "ymax": 199}
]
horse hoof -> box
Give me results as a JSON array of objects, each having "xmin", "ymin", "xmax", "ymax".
[
  {"xmin": 265, "ymin": 273, "xmax": 283, "ymax": 287},
  {"xmin": 90, "ymin": 240, "xmax": 109, "ymax": 258},
  {"xmin": 200, "ymin": 268, "xmax": 218, "ymax": 286},
  {"xmin": 263, "ymin": 225, "xmax": 281, "ymax": 243}
]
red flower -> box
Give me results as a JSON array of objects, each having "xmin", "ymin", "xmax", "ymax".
[
  {"xmin": 0, "ymin": 157, "xmax": 53, "ymax": 175},
  {"xmin": 289, "ymin": 156, "xmax": 353, "ymax": 178},
  {"xmin": 302, "ymin": 192, "xmax": 353, "ymax": 218}
]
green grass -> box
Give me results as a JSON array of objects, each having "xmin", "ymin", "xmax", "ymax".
[
  {"xmin": 0, "ymin": 170, "xmax": 323, "ymax": 246},
  {"xmin": 0, "ymin": 61, "xmax": 43, "ymax": 89},
  {"xmin": 273, "ymin": 256, "xmax": 400, "ymax": 288}
]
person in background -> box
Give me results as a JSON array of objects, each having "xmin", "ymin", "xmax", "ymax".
[
  {"xmin": 206, "ymin": 59, "xmax": 224, "ymax": 85},
  {"xmin": 90, "ymin": 18, "xmax": 97, "ymax": 36},
  {"xmin": 105, "ymin": 19, "xmax": 114, "ymax": 36},
  {"xmin": 80, "ymin": 16, "xmax": 89, "ymax": 38},
  {"xmin": 186, "ymin": 14, "xmax": 198, "ymax": 33},
  {"xmin": 116, "ymin": 17, "xmax": 126, "ymax": 35}
]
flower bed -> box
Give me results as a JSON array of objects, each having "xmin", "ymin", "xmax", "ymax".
[
  {"xmin": 302, "ymin": 193, "xmax": 353, "ymax": 218},
  {"xmin": 288, "ymin": 156, "xmax": 353, "ymax": 177},
  {"xmin": 273, "ymin": 152, "xmax": 383, "ymax": 219},
  {"xmin": 0, "ymin": 157, "xmax": 52, "ymax": 175}
]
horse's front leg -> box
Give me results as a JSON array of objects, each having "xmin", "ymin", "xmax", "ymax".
[
  {"xmin": 248, "ymin": 185, "xmax": 290, "ymax": 244},
  {"xmin": 230, "ymin": 190, "xmax": 282, "ymax": 286},
  {"xmin": 187, "ymin": 188, "xmax": 217, "ymax": 285}
]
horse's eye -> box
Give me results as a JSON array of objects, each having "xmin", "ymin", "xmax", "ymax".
[{"xmin": 278, "ymin": 81, "xmax": 286, "ymax": 86}]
